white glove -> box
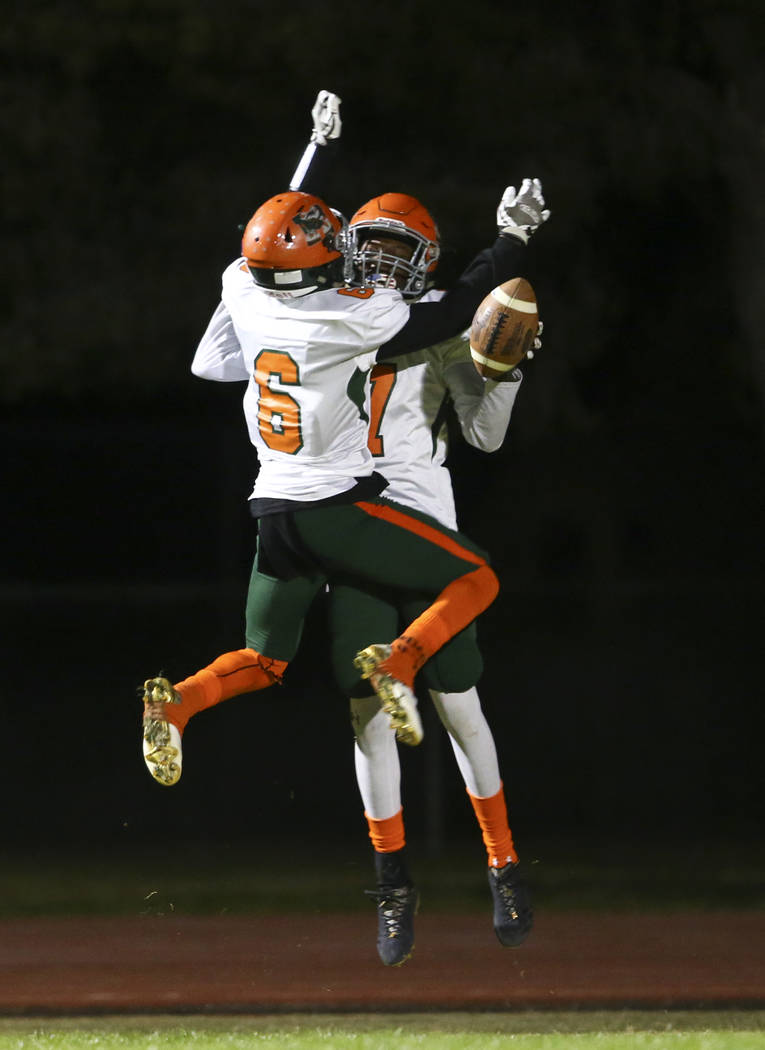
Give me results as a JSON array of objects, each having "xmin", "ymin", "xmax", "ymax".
[
  {"xmin": 496, "ymin": 178, "xmax": 550, "ymax": 243},
  {"xmin": 526, "ymin": 320, "xmax": 543, "ymax": 361},
  {"xmin": 310, "ymin": 90, "xmax": 342, "ymax": 146}
]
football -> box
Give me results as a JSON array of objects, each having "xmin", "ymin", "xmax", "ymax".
[{"xmin": 469, "ymin": 277, "xmax": 538, "ymax": 380}]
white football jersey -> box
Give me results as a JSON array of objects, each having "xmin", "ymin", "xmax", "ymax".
[
  {"xmin": 366, "ymin": 292, "xmax": 522, "ymax": 529},
  {"xmin": 194, "ymin": 259, "xmax": 410, "ymax": 502}
]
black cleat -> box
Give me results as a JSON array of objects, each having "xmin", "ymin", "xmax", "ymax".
[
  {"xmin": 488, "ymin": 861, "xmax": 533, "ymax": 947},
  {"xmin": 365, "ymin": 883, "xmax": 419, "ymax": 966}
]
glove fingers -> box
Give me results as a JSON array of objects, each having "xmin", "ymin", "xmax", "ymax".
[
  {"xmin": 311, "ymin": 90, "xmax": 342, "ymax": 145},
  {"xmin": 497, "ymin": 178, "xmax": 550, "ymax": 238}
]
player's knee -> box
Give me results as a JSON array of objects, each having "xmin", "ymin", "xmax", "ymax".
[
  {"xmin": 350, "ymin": 695, "xmax": 387, "ymax": 744},
  {"xmin": 333, "ymin": 654, "xmax": 367, "ymax": 698},
  {"xmin": 420, "ymin": 643, "xmax": 483, "ymax": 694},
  {"xmin": 472, "ymin": 563, "xmax": 500, "ymax": 609}
]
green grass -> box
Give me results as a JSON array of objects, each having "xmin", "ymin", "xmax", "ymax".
[
  {"xmin": 2, "ymin": 835, "xmax": 764, "ymax": 918},
  {"xmin": 1, "ymin": 1013, "xmax": 765, "ymax": 1049},
  {"xmin": 3, "ymin": 838, "xmax": 762, "ymax": 1049}
]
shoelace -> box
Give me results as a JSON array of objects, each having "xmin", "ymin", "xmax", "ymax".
[
  {"xmin": 495, "ymin": 882, "xmax": 520, "ymax": 920},
  {"xmin": 492, "ymin": 869, "xmax": 524, "ymax": 920},
  {"xmin": 365, "ymin": 887, "xmax": 414, "ymax": 937}
]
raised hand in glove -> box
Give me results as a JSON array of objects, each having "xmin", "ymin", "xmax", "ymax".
[
  {"xmin": 310, "ymin": 90, "xmax": 342, "ymax": 146},
  {"xmin": 497, "ymin": 178, "xmax": 550, "ymax": 244}
]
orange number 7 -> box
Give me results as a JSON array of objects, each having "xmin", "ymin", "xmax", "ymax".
[{"xmin": 367, "ymin": 362, "xmax": 397, "ymax": 457}]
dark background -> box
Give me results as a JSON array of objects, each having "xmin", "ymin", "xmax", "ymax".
[{"xmin": 2, "ymin": 1, "xmax": 764, "ymax": 874}]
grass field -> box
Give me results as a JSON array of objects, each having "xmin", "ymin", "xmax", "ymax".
[
  {"xmin": 2, "ymin": 1013, "xmax": 765, "ymax": 1049},
  {"xmin": 3, "ymin": 838, "xmax": 763, "ymax": 1048}
]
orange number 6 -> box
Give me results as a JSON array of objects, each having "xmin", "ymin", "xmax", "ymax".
[{"xmin": 254, "ymin": 350, "xmax": 303, "ymax": 455}]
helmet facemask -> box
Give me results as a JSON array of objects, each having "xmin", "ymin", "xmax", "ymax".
[
  {"xmin": 352, "ymin": 225, "xmax": 439, "ymax": 300},
  {"xmin": 349, "ymin": 194, "xmax": 440, "ymax": 301},
  {"xmin": 350, "ymin": 232, "xmax": 427, "ymax": 299}
]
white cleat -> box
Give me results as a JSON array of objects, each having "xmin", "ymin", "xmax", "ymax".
[
  {"xmin": 354, "ymin": 644, "xmax": 424, "ymax": 746},
  {"xmin": 142, "ymin": 677, "xmax": 183, "ymax": 786}
]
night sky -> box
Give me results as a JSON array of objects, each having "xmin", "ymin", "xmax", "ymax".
[{"xmin": 3, "ymin": 0, "xmax": 764, "ymax": 858}]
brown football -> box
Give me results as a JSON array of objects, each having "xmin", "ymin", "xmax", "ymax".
[{"xmin": 469, "ymin": 277, "xmax": 538, "ymax": 380}]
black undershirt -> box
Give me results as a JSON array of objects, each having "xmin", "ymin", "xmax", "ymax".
[{"xmin": 249, "ymin": 470, "xmax": 388, "ymax": 519}]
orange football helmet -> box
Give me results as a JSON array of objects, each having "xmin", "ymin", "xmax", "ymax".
[
  {"xmin": 241, "ymin": 191, "xmax": 348, "ymax": 295},
  {"xmin": 349, "ymin": 193, "xmax": 440, "ymax": 300}
]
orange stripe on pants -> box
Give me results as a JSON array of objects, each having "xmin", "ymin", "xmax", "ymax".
[
  {"xmin": 355, "ymin": 499, "xmax": 499, "ymax": 684},
  {"xmin": 355, "ymin": 500, "xmax": 487, "ymax": 566},
  {"xmin": 380, "ymin": 564, "xmax": 499, "ymax": 686}
]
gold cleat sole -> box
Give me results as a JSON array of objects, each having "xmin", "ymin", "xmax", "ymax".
[
  {"xmin": 354, "ymin": 645, "xmax": 423, "ymax": 747},
  {"xmin": 354, "ymin": 644, "xmax": 391, "ymax": 679},
  {"xmin": 142, "ymin": 677, "xmax": 183, "ymax": 786},
  {"xmin": 143, "ymin": 676, "xmax": 182, "ymax": 706},
  {"xmin": 375, "ymin": 678, "xmax": 423, "ymax": 747},
  {"xmin": 142, "ymin": 720, "xmax": 182, "ymax": 786}
]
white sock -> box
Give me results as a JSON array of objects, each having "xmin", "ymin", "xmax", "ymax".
[
  {"xmin": 350, "ymin": 695, "xmax": 402, "ymax": 820},
  {"xmin": 429, "ymin": 687, "xmax": 502, "ymax": 798}
]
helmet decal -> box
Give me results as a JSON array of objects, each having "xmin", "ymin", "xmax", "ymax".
[
  {"xmin": 240, "ymin": 191, "xmax": 349, "ymax": 296},
  {"xmin": 293, "ymin": 204, "xmax": 334, "ymax": 246}
]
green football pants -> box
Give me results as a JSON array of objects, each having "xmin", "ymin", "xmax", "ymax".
[
  {"xmin": 328, "ymin": 581, "xmax": 482, "ymax": 697},
  {"xmin": 245, "ymin": 498, "xmax": 491, "ymax": 689}
]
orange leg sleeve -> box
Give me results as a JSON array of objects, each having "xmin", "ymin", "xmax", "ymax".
[
  {"xmin": 365, "ymin": 808, "xmax": 406, "ymax": 853},
  {"xmin": 168, "ymin": 648, "xmax": 288, "ymax": 734},
  {"xmin": 467, "ymin": 783, "xmax": 518, "ymax": 868},
  {"xmin": 381, "ymin": 564, "xmax": 499, "ymax": 686}
]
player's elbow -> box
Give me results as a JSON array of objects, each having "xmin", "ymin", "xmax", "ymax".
[
  {"xmin": 464, "ymin": 429, "xmax": 505, "ymax": 454},
  {"xmin": 190, "ymin": 353, "xmax": 220, "ymax": 380},
  {"xmin": 475, "ymin": 437, "xmax": 505, "ymax": 453}
]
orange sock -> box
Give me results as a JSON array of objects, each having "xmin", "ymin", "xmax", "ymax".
[
  {"xmin": 467, "ymin": 783, "xmax": 518, "ymax": 868},
  {"xmin": 381, "ymin": 565, "xmax": 499, "ymax": 686},
  {"xmin": 365, "ymin": 808, "xmax": 406, "ymax": 853},
  {"xmin": 168, "ymin": 648, "xmax": 288, "ymax": 734}
]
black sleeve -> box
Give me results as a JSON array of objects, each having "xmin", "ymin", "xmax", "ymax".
[{"xmin": 376, "ymin": 233, "xmax": 527, "ymax": 361}]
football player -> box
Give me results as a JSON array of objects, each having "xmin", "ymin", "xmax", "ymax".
[
  {"xmin": 329, "ymin": 184, "xmax": 547, "ymax": 965},
  {"xmin": 141, "ymin": 184, "xmax": 542, "ymax": 938}
]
